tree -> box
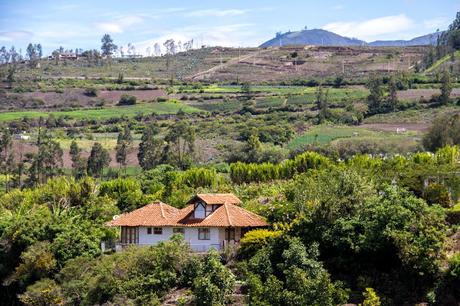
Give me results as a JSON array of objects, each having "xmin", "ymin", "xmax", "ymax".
[
  {"xmin": 116, "ymin": 125, "xmax": 132, "ymax": 170},
  {"xmin": 101, "ymin": 34, "xmax": 117, "ymax": 57},
  {"xmin": 386, "ymin": 75, "xmax": 399, "ymax": 112},
  {"xmin": 315, "ymin": 85, "xmax": 330, "ymax": 123},
  {"xmin": 36, "ymin": 44, "xmax": 42, "ymax": 58},
  {"xmin": 440, "ymin": 70, "xmax": 453, "ymax": 105},
  {"xmin": 138, "ymin": 123, "xmax": 163, "ymax": 170},
  {"xmin": 87, "ymin": 142, "xmax": 111, "ymax": 178},
  {"xmin": 26, "ymin": 43, "xmax": 36, "ymax": 61},
  {"xmin": 244, "ymin": 134, "xmax": 262, "ymax": 163},
  {"xmin": 163, "ymin": 39, "xmax": 176, "ymax": 73},
  {"xmin": 27, "ymin": 131, "xmax": 63, "ymax": 186},
  {"xmin": 163, "ymin": 122, "xmax": 196, "ymax": 169},
  {"xmin": 366, "ymin": 75, "xmax": 384, "ymax": 115},
  {"xmin": 241, "ymin": 82, "xmax": 252, "ymax": 101},
  {"xmin": 163, "ymin": 39, "xmax": 176, "ymax": 55},
  {"xmin": 423, "ymin": 113, "xmax": 460, "ymax": 150},
  {"xmin": 69, "ymin": 140, "xmax": 86, "ymax": 179}
]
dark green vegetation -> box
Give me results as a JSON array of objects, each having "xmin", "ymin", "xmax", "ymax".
[
  {"xmin": 0, "ymin": 11, "xmax": 460, "ymax": 306},
  {"xmin": 1, "ymin": 147, "xmax": 460, "ymax": 305}
]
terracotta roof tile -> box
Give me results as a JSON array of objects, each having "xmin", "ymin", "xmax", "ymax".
[
  {"xmin": 107, "ymin": 194, "xmax": 268, "ymax": 228},
  {"xmin": 107, "ymin": 201, "xmax": 180, "ymax": 227},
  {"xmin": 188, "ymin": 193, "xmax": 242, "ymax": 205}
]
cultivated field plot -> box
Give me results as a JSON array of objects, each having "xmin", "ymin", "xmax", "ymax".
[
  {"xmin": 0, "ymin": 101, "xmax": 202, "ymax": 121},
  {"xmin": 288, "ymin": 125, "xmax": 421, "ymax": 154},
  {"xmin": 3, "ymin": 89, "xmax": 167, "ymax": 110},
  {"xmin": 364, "ymin": 105, "xmax": 460, "ymax": 124}
]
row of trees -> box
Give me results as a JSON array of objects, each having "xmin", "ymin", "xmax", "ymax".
[
  {"xmin": 101, "ymin": 34, "xmax": 195, "ymax": 58},
  {"xmin": 0, "ymin": 119, "xmax": 199, "ymax": 188},
  {"xmin": 422, "ymin": 11, "xmax": 460, "ymax": 70},
  {"xmin": 366, "ymin": 70, "xmax": 453, "ymax": 115}
]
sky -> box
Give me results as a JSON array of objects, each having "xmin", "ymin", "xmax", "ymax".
[{"xmin": 0, "ymin": 0, "xmax": 459, "ymax": 55}]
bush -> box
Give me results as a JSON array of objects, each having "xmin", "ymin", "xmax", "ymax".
[
  {"xmin": 118, "ymin": 94, "xmax": 137, "ymax": 106},
  {"xmin": 362, "ymin": 288, "xmax": 381, "ymax": 306},
  {"xmin": 19, "ymin": 278, "xmax": 64, "ymax": 306},
  {"xmin": 84, "ymin": 87, "xmax": 98, "ymax": 97},
  {"xmin": 192, "ymin": 250, "xmax": 235, "ymax": 306},
  {"xmin": 239, "ymin": 229, "xmax": 282, "ymax": 258},
  {"xmin": 99, "ymin": 178, "xmax": 145, "ymax": 211}
]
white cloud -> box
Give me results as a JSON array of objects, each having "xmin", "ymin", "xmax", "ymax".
[
  {"xmin": 423, "ymin": 17, "xmax": 450, "ymax": 31},
  {"xmin": 0, "ymin": 30, "xmax": 33, "ymax": 42},
  {"xmin": 185, "ymin": 9, "xmax": 247, "ymax": 18},
  {"xmin": 333, "ymin": 5, "xmax": 344, "ymax": 10},
  {"xmin": 322, "ymin": 14, "xmax": 415, "ymax": 41},
  {"xmin": 95, "ymin": 15, "xmax": 144, "ymax": 34}
]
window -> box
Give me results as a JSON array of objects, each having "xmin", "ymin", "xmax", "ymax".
[
  {"xmin": 173, "ymin": 228, "xmax": 184, "ymax": 234},
  {"xmin": 153, "ymin": 227, "xmax": 163, "ymax": 235},
  {"xmin": 121, "ymin": 227, "xmax": 138, "ymax": 244},
  {"xmin": 147, "ymin": 227, "xmax": 152, "ymax": 234},
  {"xmin": 198, "ymin": 228, "xmax": 210, "ymax": 240},
  {"xmin": 194, "ymin": 202, "xmax": 206, "ymax": 219}
]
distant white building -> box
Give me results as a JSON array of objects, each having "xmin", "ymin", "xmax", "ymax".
[{"xmin": 107, "ymin": 193, "xmax": 268, "ymax": 252}]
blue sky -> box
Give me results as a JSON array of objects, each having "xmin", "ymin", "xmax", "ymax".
[{"xmin": 1, "ymin": 0, "xmax": 459, "ymax": 55}]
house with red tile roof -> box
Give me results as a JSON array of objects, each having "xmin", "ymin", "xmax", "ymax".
[{"xmin": 107, "ymin": 193, "xmax": 268, "ymax": 252}]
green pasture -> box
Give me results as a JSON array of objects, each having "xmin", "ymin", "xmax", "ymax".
[
  {"xmin": 0, "ymin": 101, "xmax": 203, "ymax": 122},
  {"xmin": 288, "ymin": 125, "xmax": 384, "ymax": 149}
]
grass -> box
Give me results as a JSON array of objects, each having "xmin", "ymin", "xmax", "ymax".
[
  {"xmin": 288, "ymin": 125, "xmax": 384, "ymax": 149},
  {"xmin": 0, "ymin": 101, "xmax": 203, "ymax": 122}
]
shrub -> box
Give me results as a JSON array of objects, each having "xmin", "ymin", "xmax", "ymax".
[
  {"xmin": 192, "ymin": 250, "xmax": 235, "ymax": 306},
  {"xmin": 239, "ymin": 229, "xmax": 282, "ymax": 258},
  {"xmin": 362, "ymin": 288, "xmax": 381, "ymax": 306},
  {"xmin": 84, "ymin": 87, "xmax": 98, "ymax": 97},
  {"xmin": 18, "ymin": 278, "xmax": 64, "ymax": 306},
  {"xmin": 118, "ymin": 94, "xmax": 137, "ymax": 106}
]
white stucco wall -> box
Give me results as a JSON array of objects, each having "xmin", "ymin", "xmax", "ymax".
[
  {"xmin": 184, "ymin": 227, "xmax": 222, "ymax": 252},
  {"xmin": 138, "ymin": 226, "xmax": 174, "ymax": 245},
  {"xmin": 137, "ymin": 226, "xmax": 223, "ymax": 251}
]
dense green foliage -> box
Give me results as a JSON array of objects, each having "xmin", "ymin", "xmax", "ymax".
[{"xmin": 0, "ymin": 144, "xmax": 459, "ymax": 305}]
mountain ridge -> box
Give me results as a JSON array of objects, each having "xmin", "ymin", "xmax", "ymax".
[{"xmin": 260, "ymin": 29, "xmax": 443, "ymax": 47}]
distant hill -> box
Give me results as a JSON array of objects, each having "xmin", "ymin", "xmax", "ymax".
[
  {"xmin": 260, "ymin": 29, "xmax": 442, "ymax": 47},
  {"xmin": 260, "ymin": 29, "xmax": 365, "ymax": 48},
  {"xmin": 369, "ymin": 32, "xmax": 443, "ymax": 46}
]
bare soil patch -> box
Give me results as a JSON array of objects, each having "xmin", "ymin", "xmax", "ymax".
[
  {"xmin": 98, "ymin": 89, "xmax": 166, "ymax": 102},
  {"xmin": 398, "ymin": 88, "xmax": 460, "ymax": 101}
]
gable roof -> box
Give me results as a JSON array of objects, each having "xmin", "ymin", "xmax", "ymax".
[
  {"xmin": 187, "ymin": 193, "xmax": 242, "ymax": 205},
  {"xmin": 107, "ymin": 194, "xmax": 268, "ymax": 228},
  {"xmin": 176, "ymin": 203, "xmax": 268, "ymax": 227},
  {"xmin": 107, "ymin": 201, "xmax": 180, "ymax": 227}
]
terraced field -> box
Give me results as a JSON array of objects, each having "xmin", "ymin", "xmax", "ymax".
[{"xmin": 0, "ymin": 101, "xmax": 202, "ymax": 121}]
